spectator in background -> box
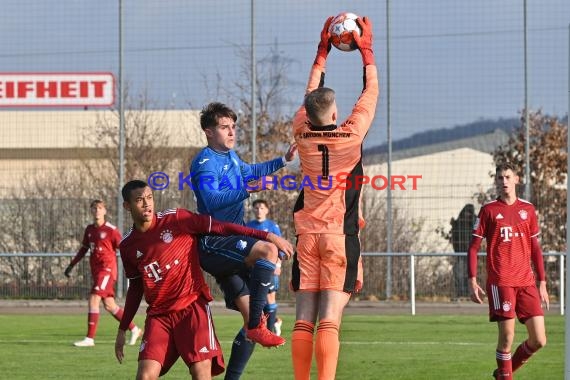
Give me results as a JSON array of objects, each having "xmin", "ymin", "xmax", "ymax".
[{"xmin": 450, "ymin": 203, "xmax": 476, "ymax": 299}]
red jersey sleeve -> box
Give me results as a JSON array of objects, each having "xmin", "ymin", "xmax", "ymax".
[
  {"xmin": 529, "ymin": 208, "xmax": 545, "ymax": 280},
  {"xmin": 467, "ymin": 207, "xmax": 487, "ymax": 278},
  {"xmin": 176, "ymin": 208, "xmax": 269, "ymax": 240},
  {"xmin": 119, "ymin": 277, "xmax": 143, "ymax": 331},
  {"xmin": 472, "ymin": 206, "xmax": 487, "ymax": 239},
  {"xmin": 70, "ymin": 227, "xmax": 90, "ymax": 266},
  {"xmin": 529, "ymin": 207, "xmax": 540, "ymax": 237},
  {"xmin": 176, "ymin": 208, "xmax": 214, "ymax": 235},
  {"xmin": 112, "ymin": 228, "xmax": 122, "ymax": 251},
  {"xmin": 119, "ymin": 238, "xmax": 140, "ymax": 280},
  {"xmin": 210, "ymin": 219, "xmax": 269, "ymax": 240}
]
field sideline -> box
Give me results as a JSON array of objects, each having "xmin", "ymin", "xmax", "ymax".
[{"xmin": 0, "ymin": 305, "xmax": 563, "ymax": 380}]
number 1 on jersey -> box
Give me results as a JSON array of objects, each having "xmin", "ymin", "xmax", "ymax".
[{"xmin": 318, "ymin": 144, "xmax": 329, "ymax": 177}]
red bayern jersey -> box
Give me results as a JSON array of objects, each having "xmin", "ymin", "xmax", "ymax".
[
  {"xmin": 473, "ymin": 198, "xmax": 540, "ymax": 287},
  {"xmin": 71, "ymin": 222, "xmax": 121, "ymax": 275},
  {"xmin": 120, "ymin": 208, "xmax": 213, "ymax": 315}
]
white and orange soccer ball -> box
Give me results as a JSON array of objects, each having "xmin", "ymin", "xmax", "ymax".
[{"xmin": 328, "ymin": 12, "xmax": 362, "ymax": 52}]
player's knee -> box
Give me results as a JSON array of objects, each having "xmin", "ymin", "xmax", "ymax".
[
  {"xmin": 498, "ymin": 332, "xmax": 515, "ymax": 349},
  {"xmin": 253, "ymin": 241, "xmax": 278, "ymax": 262},
  {"xmin": 530, "ymin": 335, "xmax": 547, "ymax": 350},
  {"xmin": 102, "ymin": 299, "xmax": 116, "ymax": 312}
]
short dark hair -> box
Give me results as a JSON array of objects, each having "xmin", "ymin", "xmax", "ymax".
[
  {"xmin": 122, "ymin": 180, "xmax": 148, "ymax": 202},
  {"xmin": 495, "ymin": 162, "xmax": 518, "ymax": 176},
  {"xmin": 252, "ymin": 199, "xmax": 269, "ymax": 208},
  {"xmin": 90, "ymin": 199, "xmax": 105, "ymax": 208},
  {"xmin": 200, "ymin": 102, "xmax": 237, "ymax": 130},
  {"xmin": 304, "ymin": 87, "xmax": 335, "ymax": 125}
]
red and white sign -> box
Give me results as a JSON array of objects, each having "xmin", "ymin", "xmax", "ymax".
[{"xmin": 0, "ymin": 72, "xmax": 115, "ymax": 107}]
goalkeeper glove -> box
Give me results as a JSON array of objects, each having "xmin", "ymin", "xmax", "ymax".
[
  {"xmin": 353, "ymin": 16, "xmax": 375, "ymax": 66},
  {"xmin": 314, "ymin": 16, "xmax": 333, "ymax": 66},
  {"xmin": 64, "ymin": 264, "xmax": 73, "ymax": 278}
]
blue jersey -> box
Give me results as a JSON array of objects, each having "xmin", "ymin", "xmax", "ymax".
[
  {"xmin": 246, "ymin": 219, "xmax": 282, "ymax": 236},
  {"xmin": 190, "ymin": 147, "xmax": 284, "ymax": 224}
]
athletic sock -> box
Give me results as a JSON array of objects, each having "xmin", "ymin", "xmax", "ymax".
[
  {"xmin": 111, "ymin": 307, "xmax": 136, "ymax": 330},
  {"xmin": 224, "ymin": 328, "xmax": 256, "ymax": 380},
  {"xmin": 86, "ymin": 311, "xmax": 100, "ymax": 339},
  {"xmin": 512, "ymin": 340, "xmax": 537, "ymax": 372},
  {"xmin": 248, "ymin": 259, "xmax": 275, "ymax": 329},
  {"xmin": 495, "ymin": 350, "xmax": 513, "ymax": 380},
  {"xmin": 264, "ymin": 303, "xmax": 278, "ymax": 332},
  {"xmin": 315, "ymin": 319, "xmax": 340, "ymax": 380},
  {"xmin": 292, "ymin": 320, "xmax": 315, "ymax": 380}
]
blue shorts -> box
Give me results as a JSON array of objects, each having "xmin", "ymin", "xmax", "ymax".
[{"xmin": 199, "ymin": 235, "xmax": 258, "ymax": 310}]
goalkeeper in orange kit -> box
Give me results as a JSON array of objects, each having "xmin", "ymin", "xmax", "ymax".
[{"xmin": 289, "ymin": 15, "xmax": 379, "ymax": 380}]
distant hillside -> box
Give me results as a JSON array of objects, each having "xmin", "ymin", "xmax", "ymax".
[{"xmin": 364, "ymin": 117, "xmax": 518, "ymax": 156}]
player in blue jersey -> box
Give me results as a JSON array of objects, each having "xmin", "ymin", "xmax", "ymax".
[
  {"xmin": 246, "ymin": 199, "xmax": 283, "ymax": 336},
  {"xmin": 190, "ymin": 102, "xmax": 296, "ymax": 380}
]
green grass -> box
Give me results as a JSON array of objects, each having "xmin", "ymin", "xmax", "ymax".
[{"xmin": 0, "ymin": 313, "xmax": 563, "ymax": 379}]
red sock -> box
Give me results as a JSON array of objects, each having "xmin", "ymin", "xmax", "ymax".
[
  {"xmin": 86, "ymin": 311, "xmax": 100, "ymax": 339},
  {"xmin": 292, "ymin": 320, "xmax": 315, "ymax": 380},
  {"xmin": 315, "ymin": 319, "xmax": 340, "ymax": 380},
  {"xmin": 512, "ymin": 341, "xmax": 537, "ymax": 372},
  {"xmin": 495, "ymin": 350, "xmax": 512, "ymax": 380},
  {"xmin": 112, "ymin": 307, "xmax": 136, "ymax": 330}
]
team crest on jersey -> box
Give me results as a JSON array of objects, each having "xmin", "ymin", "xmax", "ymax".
[
  {"xmin": 236, "ymin": 240, "xmax": 248, "ymax": 250},
  {"xmin": 502, "ymin": 301, "xmax": 512, "ymax": 312},
  {"xmin": 518, "ymin": 210, "xmax": 528, "ymax": 220},
  {"xmin": 160, "ymin": 230, "xmax": 173, "ymax": 243},
  {"xmin": 100, "ymin": 232, "xmax": 107, "ymax": 239}
]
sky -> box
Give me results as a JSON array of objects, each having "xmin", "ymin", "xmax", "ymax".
[{"xmin": 1, "ymin": 0, "xmax": 569, "ymax": 149}]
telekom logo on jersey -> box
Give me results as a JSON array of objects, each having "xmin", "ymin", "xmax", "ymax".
[
  {"xmin": 500, "ymin": 226, "xmax": 525, "ymax": 242},
  {"xmin": 143, "ymin": 259, "xmax": 181, "ymax": 282}
]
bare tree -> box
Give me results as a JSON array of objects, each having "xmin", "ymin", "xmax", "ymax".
[{"xmin": 81, "ymin": 86, "xmax": 201, "ymax": 214}]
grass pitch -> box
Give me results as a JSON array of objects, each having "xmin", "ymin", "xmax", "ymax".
[{"xmin": 0, "ymin": 312, "xmax": 563, "ymax": 379}]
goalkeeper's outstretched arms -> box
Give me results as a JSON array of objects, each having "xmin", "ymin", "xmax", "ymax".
[{"xmin": 353, "ymin": 16, "xmax": 375, "ymax": 66}]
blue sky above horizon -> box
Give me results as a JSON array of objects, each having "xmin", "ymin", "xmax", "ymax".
[{"xmin": 1, "ymin": 0, "xmax": 568, "ymax": 149}]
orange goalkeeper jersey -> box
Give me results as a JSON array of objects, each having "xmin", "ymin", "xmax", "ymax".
[{"xmin": 292, "ymin": 63, "xmax": 379, "ymax": 235}]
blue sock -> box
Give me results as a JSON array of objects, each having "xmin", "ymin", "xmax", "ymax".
[
  {"xmin": 248, "ymin": 259, "xmax": 276, "ymax": 329},
  {"xmin": 264, "ymin": 303, "xmax": 278, "ymax": 332},
  {"xmin": 224, "ymin": 328, "xmax": 256, "ymax": 380}
]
